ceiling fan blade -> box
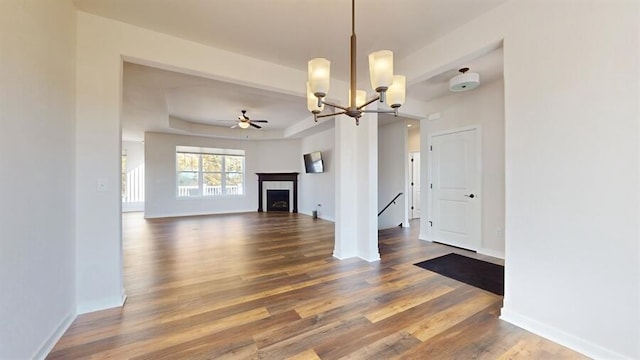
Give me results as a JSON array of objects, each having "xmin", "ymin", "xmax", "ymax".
[
  {"xmin": 252, "ymin": 120, "xmax": 268, "ymax": 123},
  {"xmin": 230, "ymin": 124, "xmax": 238, "ymax": 129},
  {"xmin": 249, "ymin": 122, "xmax": 262, "ymax": 129}
]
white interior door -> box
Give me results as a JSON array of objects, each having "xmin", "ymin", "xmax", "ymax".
[
  {"xmin": 430, "ymin": 128, "xmax": 481, "ymax": 251},
  {"xmin": 410, "ymin": 152, "xmax": 421, "ymax": 219}
]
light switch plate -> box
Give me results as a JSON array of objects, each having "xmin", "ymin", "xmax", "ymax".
[{"xmin": 97, "ymin": 178, "xmax": 109, "ymax": 192}]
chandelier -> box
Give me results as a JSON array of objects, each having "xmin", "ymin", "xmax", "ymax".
[{"xmin": 306, "ymin": 0, "xmax": 406, "ymax": 126}]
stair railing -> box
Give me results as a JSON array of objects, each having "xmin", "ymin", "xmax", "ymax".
[{"xmin": 378, "ymin": 192, "xmax": 403, "ymax": 216}]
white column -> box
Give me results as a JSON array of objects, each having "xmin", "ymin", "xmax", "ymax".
[
  {"xmin": 334, "ymin": 116, "xmax": 358, "ymax": 259},
  {"xmin": 334, "ymin": 112, "xmax": 380, "ymax": 261},
  {"xmin": 356, "ymin": 113, "xmax": 380, "ymax": 261}
]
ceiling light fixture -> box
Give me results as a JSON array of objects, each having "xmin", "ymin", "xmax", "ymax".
[
  {"xmin": 449, "ymin": 67, "xmax": 480, "ymax": 92},
  {"xmin": 237, "ymin": 121, "xmax": 250, "ymax": 129},
  {"xmin": 306, "ymin": 0, "xmax": 406, "ymax": 126}
]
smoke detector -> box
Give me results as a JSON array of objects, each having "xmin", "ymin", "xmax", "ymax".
[{"xmin": 449, "ymin": 67, "xmax": 480, "ymax": 92}]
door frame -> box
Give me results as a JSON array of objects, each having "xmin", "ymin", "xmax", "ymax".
[
  {"xmin": 409, "ymin": 151, "xmax": 421, "ymax": 219},
  {"xmin": 426, "ymin": 125, "xmax": 482, "ymax": 248}
]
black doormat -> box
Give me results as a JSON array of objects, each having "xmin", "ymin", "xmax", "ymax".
[{"xmin": 414, "ymin": 253, "xmax": 504, "ymax": 295}]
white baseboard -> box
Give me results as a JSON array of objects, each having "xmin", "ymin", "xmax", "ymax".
[
  {"xmin": 500, "ymin": 307, "xmax": 631, "ymax": 359},
  {"xmin": 319, "ymin": 216, "xmax": 335, "ymax": 222},
  {"xmin": 358, "ymin": 253, "xmax": 381, "ymax": 262},
  {"xmin": 333, "ymin": 251, "xmax": 380, "ymax": 262},
  {"xmin": 418, "ymin": 232, "xmax": 432, "ymax": 242},
  {"xmin": 144, "ymin": 209, "xmax": 254, "ymax": 219},
  {"xmin": 332, "ymin": 250, "xmax": 355, "ymax": 260},
  {"xmin": 300, "ymin": 210, "xmax": 335, "ymax": 222},
  {"xmin": 77, "ymin": 293, "xmax": 126, "ymax": 315},
  {"xmin": 33, "ymin": 310, "xmax": 76, "ymax": 360},
  {"xmin": 478, "ymin": 247, "xmax": 505, "ymax": 259}
]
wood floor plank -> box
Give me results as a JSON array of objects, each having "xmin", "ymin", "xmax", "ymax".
[
  {"xmin": 286, "ymin": 349, "xmax": 322, "ymax": 360},
  {"xmin": 364, "ymin": 284, "xmax": 455, "ymax": 323},
  {"xmin": 338, "ymin": 331, "xmax": 421, "ymax": 360},
  {"xmin": 406, "ymin": 290, "xmax": 497, "ymax": 341},
  {"xmin": 47, "ymin": 212, "xmax": 587, "ymax": 359},
  {"xmin": 129, "ymin": 310, "xmax": 301, "ymax": 360},
  {"xmin": 313, "ymin": 287, "xmax": 486, "ymax": 360}
]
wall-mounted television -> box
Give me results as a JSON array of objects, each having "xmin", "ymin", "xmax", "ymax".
[{"xmin": 303, "ymin": 151, "xmax": 324, "ymax": 173}]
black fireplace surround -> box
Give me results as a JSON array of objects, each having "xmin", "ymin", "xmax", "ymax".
[{"xmin": 256, "ymin": 173, "xmax": 298, "ymax": 213}]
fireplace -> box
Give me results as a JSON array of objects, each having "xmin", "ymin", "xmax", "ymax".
[
  {"xmin": 266, "ymin": 190, "xmax": 290, "ymax": 212},
  {"xmin": 256, "ymin": 173, "xmax": 299, "ymax": 213}
]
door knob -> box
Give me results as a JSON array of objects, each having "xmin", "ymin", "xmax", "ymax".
[{"xmin": 464, "ymin": 194, "xmax": 475, "ymax": 198}]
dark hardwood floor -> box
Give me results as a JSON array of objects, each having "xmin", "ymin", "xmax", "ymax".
[{"xmin": 48, "ymin": 212, "xmax": 586, "ymax": 359}]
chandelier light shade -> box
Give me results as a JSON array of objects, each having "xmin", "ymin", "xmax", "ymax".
[
  {"xmin": 387, "ymin": 75, "xmax": 406, "ymax": 108},
  {"xmin": 306, "ymin": 0, "xmax": 406, "ymax": 125},
  {"xmin": 238, "ymin": 121, "xmax": 250, "ymax": 129},
  {"xmin": 308, "ymin": 58, "xmax": 331, "ymax": 98},
  {"xmin": 369, "ymin": 50, "xmax": 394, "ymax": 93}
]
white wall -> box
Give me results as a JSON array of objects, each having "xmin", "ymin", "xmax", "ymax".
[
  {"xmin": 299, "ymin": 127, "xmax": 335, "ymax": 221},
  {"xmin": 145, "ymin": 132, "xmax": 300, "ymax": 218},
  {"xmin": 404, "ymin": 1, "xmax": 639, "ymax": 358},
  {"xmin": 0, "ymin": 1, "xmax": 77, "ymax": 358},
  {"xmin": 424, "ymin": 80, "xmax": 505, "ymax": 257},
  {"xmin": 378, "ymin": 121, "xmax": 409, "ymax": 229}
]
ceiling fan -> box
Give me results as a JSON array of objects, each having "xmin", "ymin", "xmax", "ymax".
[{"xmin": 230, "ymin": 110, "xmax": 268, "ymax": 129}]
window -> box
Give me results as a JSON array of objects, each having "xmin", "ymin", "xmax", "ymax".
[
  {"xmin": 121, "ymin": 153, "xmax": 127, "ymax": 199},
  {"xmin": 176, "ymin": 146, "xmax": 245, "ymax": 197}
]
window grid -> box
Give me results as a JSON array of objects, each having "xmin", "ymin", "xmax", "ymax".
[{"xmin": 177, "ymin": 151, "xmax": 244, "ymax": 198}]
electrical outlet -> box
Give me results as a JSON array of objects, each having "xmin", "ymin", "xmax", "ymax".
[{"xmin": 497, "ymin": 228, "xmax": 504, "ymax": 238}]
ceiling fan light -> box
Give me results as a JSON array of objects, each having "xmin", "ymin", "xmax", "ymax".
[
  {"xmin": 307, "ymin": 82, "xmax": 324, "ymax": 112},
  {"xmin": 350, "ymin": 89, "xmax": 367, "ymax": 108},
  {"xmin": 369, "ymin": 50, "xmax": 394, "ymax": 92},
  {"xmin": 308, "ymin": 58, "xmax": 330, "ymax": 98},
  {"xmin": 387, "ymin": 75, "xmax": 406, "ymax": 107},
  {"xmin": 238, "ymin": 121, "xmax": 250, "ymax": 129}
]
